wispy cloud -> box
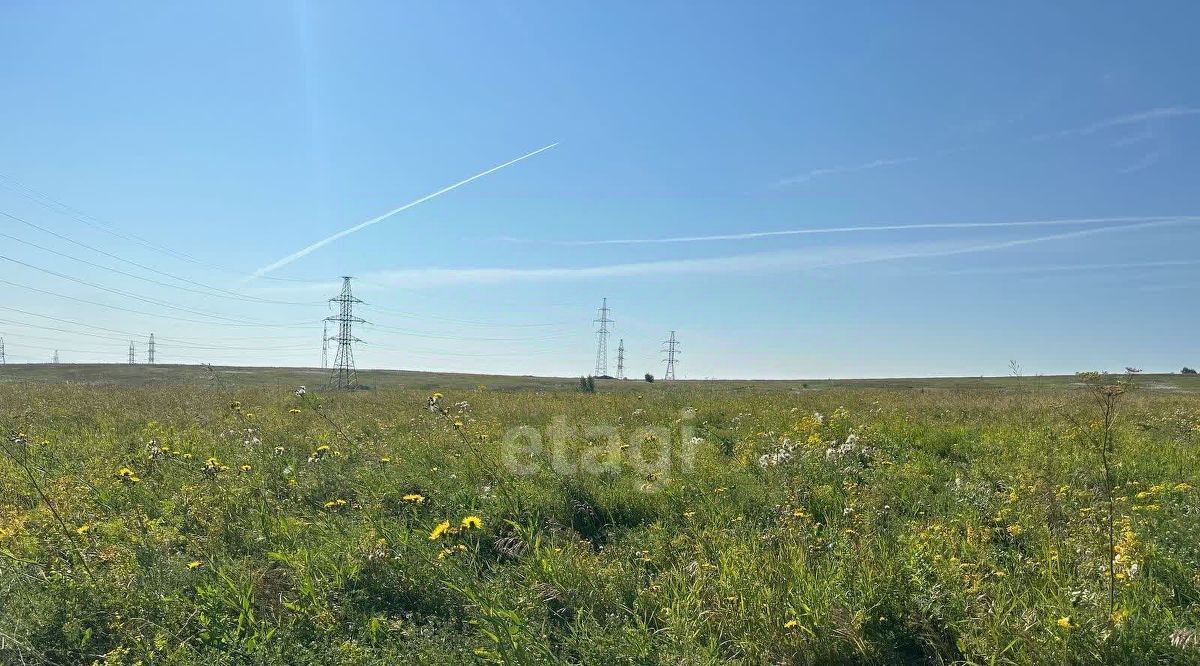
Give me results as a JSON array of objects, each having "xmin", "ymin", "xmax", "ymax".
[
  {"xmin": 496, "ymin": 215, "xmax": 1200, "ymax": 246},
  {"xmin": 1033, "ymin": 106, "xmax": 1200, "ymax": 141},
  {"xmin": 1118, "ymin": 150, "xmax": 1165, "ymax": 174},
  {"xmin": 773, "ymin": 156, "xmax": 919, "ymax": 187},
  {"xmin": 264, "ymin": 219, "xmax": 1182, "ymax": 293},
  {"xmin": 243, "ymin": 143, "xmax": 558, "ymax": 282},
  {"xmin": 923, "ymin": 258, "xmax": 1200, "ymax": 276}
]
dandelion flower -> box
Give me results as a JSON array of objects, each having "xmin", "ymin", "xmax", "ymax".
[
  {"xmin": 1006, "ymin": 524, "xmax": 1023, "ymax": 537},
  {"xmin": 324, "ymin": 498, "xmax": 348, "ymax": 509},
  {"xmin": 115, "ymin": 467, "xmax": 140, "ymax": 483},
  {"xmin": 289, "ymin": 408, "xmax": 302, "ymax": 415},
  {"xmin": 76, "ymin": 523, "xmax": 91, "ymax": 535},
  {"xmin": 461, "ymin": 515, "xmax": 482, "ymax": 530},
  {"xmin": 784, "ymin": 619, "xmax": 800, "ymax": 629},
  {"xmin": 403, "ymin": 493, "xmax": 425, "ymax": 504},
  {"xmin": 429, "ymin": 520, "xmax": 451, "ymax": 540},
  {"xmin": 203, "ymin": 457, "xmax": 223, "ymax": 476},
  {"xmin": 240, "ymin": 464, "xmax": 252, "ymax": 472},
  {"xmin": 1057, "ymin": 616, "xmax": 1073, "ymax": 630},
  {"xmin": 453, "ymin": 420, "xmax": 464, "ymax": 429},
  {"xmin": 187, "ymin": 560, "xmax": 202, "ymax": 570},
  {"xmin": 379, "ymin": 457, "xmax": 391, "ymax": 464}
]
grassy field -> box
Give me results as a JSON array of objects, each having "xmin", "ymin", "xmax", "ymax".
[{"xmin": 1, "ymin": 366, "xmax": 1199, "ymax": 663}]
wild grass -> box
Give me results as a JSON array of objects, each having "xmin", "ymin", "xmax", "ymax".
[{"xmin": 1, "ymin": 380, "xmax": 1198, "ymax": 664}]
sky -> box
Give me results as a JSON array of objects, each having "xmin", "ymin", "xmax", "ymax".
[{"xmin": 1, "ymin": 1, "xmax": 1198, "ymax": 379}]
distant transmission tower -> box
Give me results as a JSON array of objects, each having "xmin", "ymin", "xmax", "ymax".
[
  {"xmin": 52, "ymin": 350, "xmax": 59, "ymax": 365},
  {"xmin": 321, "ymin": 321, "xmax": 329, "ymax": 369},
  {"xmin": 147, "ymin": 334, "xmax": 155, "ymax": 364},
  {"xmin": 593, "ymin": 297, "xmax": 612, "ymax": 377},
  {"xmin": 0, "ymin": 337, "xmax": 5, "ymax": 365},
  {"xmin": 128, "ymin": 341, "xmax": 136, "ymax": 364},
  {"xmin": 325, "ymin": 276, "xmax": 365, "ymax": 390},
  {"xmin": 616, "ymin": 338, "xmax": 625, "ymax": 379},
  {"xmin": 661, "ymin": 331, "xmax": 679, "ymax": 380}
]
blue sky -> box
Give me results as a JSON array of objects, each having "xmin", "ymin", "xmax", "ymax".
[{"xmin": 1, "ymin": 2, "xmax": 1198, "ymax": 378}]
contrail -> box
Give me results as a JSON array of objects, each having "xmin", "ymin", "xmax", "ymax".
[
  {"xmin": 497, "ymin": 215, "xmax": 1200, "ymax": 246},
  {"xmin": 245, "ymin": 142, "xmax": 559, "ymax": 281}
]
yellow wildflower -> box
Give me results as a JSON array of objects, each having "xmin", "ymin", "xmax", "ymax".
[
  {"xmin": 187, "ymin": 560, "xmax": 202, "ymax": 570},
  {"xmin": 461, "ymin": 515, "xmax": 482, "ymax": 530},
  {"xmin": 784, "ymin": 619, "xmax": 800, "ymax": 629},
  {"xmin": 1006, "ymin": 524, "xmax": 1023, "ymax": 537},
  {"xmin": 116, "ymin": 467, "xmax": 140, "ymax": 483},
  {"xmin": 429, "ymin": 520, "xmax": 451, "ymax": 540},
  {"xmin": 403, "ymin": 493, "xmax": 425, "ymax": 503},
  {"xmin": 1057, "ymin": 616, "xmax": 1073, "ymax": 630}
]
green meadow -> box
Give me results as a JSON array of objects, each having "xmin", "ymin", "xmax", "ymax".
[{"xmin": 1, "ymin": 367, "xmax": 1198, "ymax": 663}]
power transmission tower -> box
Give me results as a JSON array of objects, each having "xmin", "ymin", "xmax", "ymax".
[
  {"xmin": 325, "ymin": 276, "xmax": 365, "ymax": 390},
  {"xmin": 593, "ymin": 297, "xmax": 612, "ymax": 377},
  {"xmin": 147, "ymin": 334, "xmax": 155, "ymax": 364},
  {"xmin": 661, "ymin": 331, "xmax": 679, "ymax": 381},
  {"xmin": 128, "ymin": 341, "xmax": 135, "ymax": 364},
  {"xmin": 321, "ymin": 321, "xmax": 329, "ymax": 369},
  {"xmin": 52, "ymin": 350, "xmax": 59, "ymax": 365},
  {"xmin": 0, "ymin": 337, "xmax": 5, "ymax": 365},
  {"xmin": 616, "ymin": 338, "xmax": 625, "ymax": 379}
]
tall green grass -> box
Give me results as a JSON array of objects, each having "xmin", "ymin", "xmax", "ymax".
[{"xmin": 1, "ymin": 383, "xmax": 1197, "ymax": 664}]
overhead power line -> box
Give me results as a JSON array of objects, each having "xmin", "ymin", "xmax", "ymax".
[
  {"xmin": 0, "ymin": 173, "xmax": 322, "ymax": 284},
  {"xmin": 0, "ymin": 209, "xmax": 320, "ymax": 306},
  {"xmin": 0, "ymin": 256, "xmax": 320, "ymax": 327}
]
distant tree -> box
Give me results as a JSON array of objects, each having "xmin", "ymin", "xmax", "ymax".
[
  {"xmin": 644, "ymin": 373, "xmax": 655, "ymax": 383},
  {"xmin": 1182, "ymin": 367, "xmax": 1197, "ymax": 375},
  {"xmin": 586, "ymin": 375, "xmax": 596, "ymax": 392}
]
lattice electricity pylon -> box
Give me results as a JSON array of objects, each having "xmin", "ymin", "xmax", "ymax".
[
  {"xmin": 661, "ymin": 331, "xmax": 680, "ymax": 381},
  {"xmin": 0, "ymin": 337, "xmax": 5, "ymax": 365},
  {"xmin": 616, "ymin": 338, "xmax": 625, "ymax": 379},
  {"xmin": 320, "ymin": 321, "xmax": 329, "ymax": 369},
  {"xmin": 593, "ymin": 297, "xmax": 613, "ymax": 377},
  {"xmin": 147, "ymin": 334, "xmax": 155, "ymax": 364},
  {"xmin": 325, "ymin": 276, "xmax": 366, "ymax": 390},
  {"xmin": 128, "ymin": 341, "xmax": 135, "ymax": 364}
]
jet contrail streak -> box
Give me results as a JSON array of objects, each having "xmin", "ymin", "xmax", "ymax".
[
  {"xmin": 246, "ymin": 142, "xmax": 559, "ymax": 281},
  {"xmin": 497, "ymin": 215, "xmax": 1200, "ymax": 246}
]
